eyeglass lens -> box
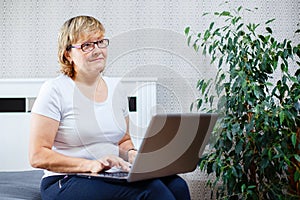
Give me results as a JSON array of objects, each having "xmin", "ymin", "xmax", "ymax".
[{"xmin": 82, "ymin": 39, "xmax": 109, "ymax": 52}]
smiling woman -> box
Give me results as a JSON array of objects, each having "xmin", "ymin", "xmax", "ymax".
[
  {"xmin": 58, "ymin": 16, "xmax": 107, "ymax": 79},
  {"xmin": 28, "ymin": 15, "xmax": 191, "ymax": 200}
]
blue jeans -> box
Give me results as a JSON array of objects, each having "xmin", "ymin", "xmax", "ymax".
[{"xmin": 40, "ymin": 174, "xmax": 191, "ymax": 200}]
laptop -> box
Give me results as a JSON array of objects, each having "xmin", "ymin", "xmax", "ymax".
[{"xmin": 77, "ymin": 113, "xmax": 218, "ymax": 182}]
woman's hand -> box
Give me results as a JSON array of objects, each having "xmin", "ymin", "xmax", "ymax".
[
  {"xmin": 90, "ymin": 155, "xmax": 130, "ymax": 173},
  {"xmin": 127, "ymin": 149, "xmax": 137, "ymax": 164}
]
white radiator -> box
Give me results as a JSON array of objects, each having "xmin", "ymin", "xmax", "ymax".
[{"xmin": 121, "ymin": 77, "xmax": 157, "ymax": 148}]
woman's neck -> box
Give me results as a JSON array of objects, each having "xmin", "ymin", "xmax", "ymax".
[
  {"xmin": 72, "ymin": 73, "xmax": 107, "ymax": 103},
  {"xmin": 73, "ymin": 72, "xmax": 101, "ymax": 86}
]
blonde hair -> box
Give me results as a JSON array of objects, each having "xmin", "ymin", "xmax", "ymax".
[{"xmin": 58, "ymin": 15, "xmax": 105, "ymax": 78}]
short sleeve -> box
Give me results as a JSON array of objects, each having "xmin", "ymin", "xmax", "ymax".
[
  {"xmin": 31, "ymin": 80, "xmax": 61, "ymax": 121},
  {"xmin": 109, "ymin": 77, "xmax": 129, "ymax": 117}
]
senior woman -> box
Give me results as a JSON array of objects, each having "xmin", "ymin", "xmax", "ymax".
[{"xmin": 29, "ymin": 15, "xmax": 190, "ymax": 200}]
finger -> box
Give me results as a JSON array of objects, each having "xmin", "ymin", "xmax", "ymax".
[
  {"xmin": 90, "ymin": 160, "xmax": 107, "ymax": 173},
  {"xmin": 118, "ymin": 160, "xmax": 130, "ymax": 172},
  {"xmin": 102, "ymin": 155, "xmax": 130, "ymax": 171},
  {"xmin": 98, "ymin": 158, "xmax": 110, "ymax": 168},
  {"xmin": 108, "ymin": 156, "xmax": 129, "ymax": 171}
]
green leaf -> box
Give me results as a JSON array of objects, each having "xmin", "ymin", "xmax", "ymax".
[
  {"xmin": 235, "ymin": 140, "xmax": 243, "ymax": 155},
  {"xmin": 189, "ymin": 103, "xmax": 194, "ymax": 112},
  {"xmin": 290, "ymin": 76, "xmax": 298, "ymax": 83},
  {"xmin": 209, "ymin": 45, "xmax": 213, "ymax": 54},
  {"xmin": 209, "ymin": 22, "xmax": 215, "ymax": 30},
  {"xmin": 294, "ymin": 170, "xmax": 300, "ymax": 181},
  {"xmin": 291, "ymin": 132, "xmax": 297, "ymax": 148},
  {"xmin": 279, "ymin": 110, "xmax": 285, "ymax": 125},
  {"xmin": 284, "ymin": 156, "xmax": 290, "ymax": 165},
  {"xmin": 201, "ymin": 80, "xmax": 210, "ymax": 94},
  {"xmin": 202, "ymin": 45, "xmax": 207, "ymax": 55},
  {"xmin": 265, "ymin": 18, "xmax": 275, "ymax": 24},
  {"xmin": 218, "ymin": 57, "xmax": 223, "ymax": 68},
  {"xmin": 199, "ymin": 159, "xmax": 205, "ymax": 170},
  {"xmin": 187, "ymin": 35, "xmax": 192, "ymax": 46},
  {"xmin": 197, "ymin": 99, "xmax": 203, "ymax": 110},
  {"xmin": 268, "ymin": 148, "xmax": 273, "ymax": 159},
  {"xmin": 294, "ymin": 154, "xmax": 300, "ymax": 162},
  {"xmin": 197, "ymin": 79, "xmax": 204, "ymax": 89},
  {"xmin": 241, "ymin": 184, "xmax": 246, "ymax": 193},
  {"xmin": 265, "ymin": 82, "xmax": 273, "ymax": 87},
  {"xmin": 193, "ymin": 43, "xmax": 199, "ymax": 52},
  {"xmin": 231, "ymin": 166, "xmax": 238, "ymax": 177},
  {"xmin": 202, "ymin": 12, "xmax": 210, "ymax": 16},
  {"xmin": 219, "ymin": 11, "xmax": 231, "ymax": 17},
  {"xmin": 254, "ymin": 87, "xmax": 261, "ymax": 98},
  {"xmin": 226, "ymin": 131, "xmax": 232, "ymax": 141},
  {"xmin": 266, "ymin": 27, "xmax": 272, "ymax": 34},
  {"xmin": 261, "ymin": 157, "xmax": 269, "ymax": 169},
  {"xmin": 204, "ymin": 30, "xmax": 211, "ymax": 41},
  {"xmin": 236, "ymin": 23, "xmax": 244, "ymax": 31},
  {"xmin": 184, "ymin": 27, "xmax": 190, "ymax": 36}
]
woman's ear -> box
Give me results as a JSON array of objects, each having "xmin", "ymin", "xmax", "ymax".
[{"xmin": 64, "ymin": 51, "xmax": 72, "ymax": 63}]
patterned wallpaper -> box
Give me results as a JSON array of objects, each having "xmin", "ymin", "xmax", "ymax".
[{"xmin": 1, "ymin": 0, "xmax": 299, "ymax": 112}]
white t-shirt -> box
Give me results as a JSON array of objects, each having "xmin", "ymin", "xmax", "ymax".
[{"xmin": 31, "ymin": 75, "xmax": 129, "ymax": 177}]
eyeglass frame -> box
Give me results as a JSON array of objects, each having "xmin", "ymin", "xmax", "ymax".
[{"xmin": 66, "ymin": 38, "xmax": 109, "ymax": 52}]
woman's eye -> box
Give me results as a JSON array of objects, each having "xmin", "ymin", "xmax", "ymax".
[{"xmin": 83, "ymin": 43, "xmax": 93, "ymax": 48}]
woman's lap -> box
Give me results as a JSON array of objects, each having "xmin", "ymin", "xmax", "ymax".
[{"xmin": 41, "ymin": 174, "xmax": 190, "ymax": 200}]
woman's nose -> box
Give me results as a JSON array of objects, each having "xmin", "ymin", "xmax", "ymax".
[{"xmin": 92, "ymin": 45, "xmax": 104, "ymax": 56}]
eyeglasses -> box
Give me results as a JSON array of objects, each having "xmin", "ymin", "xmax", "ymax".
[{"xmin": 67, "ymin": 39, "xmax": 109, "ymax": 52}]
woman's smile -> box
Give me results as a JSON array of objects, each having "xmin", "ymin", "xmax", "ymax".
[{"xmin": 90, "ymin": 57, "xmax": 104, "ymax": 62}]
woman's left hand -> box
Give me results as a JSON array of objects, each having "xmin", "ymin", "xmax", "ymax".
[
  {"xmin": 98, "ymin": 155, "xmax": 131, "ymax": 172},
  {"xmin": 127, "ymin": 149, "xmax": 137, "ymax": 164}
]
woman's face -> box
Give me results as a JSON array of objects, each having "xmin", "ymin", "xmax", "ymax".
[{"xmin": 66, "ymin": 35, "xmax": 108, "ymax": 78}]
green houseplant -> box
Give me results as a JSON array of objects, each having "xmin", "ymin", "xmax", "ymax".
[{"xmin": 185, "ymin": 5, "xmax": 300, "ymax": 200}]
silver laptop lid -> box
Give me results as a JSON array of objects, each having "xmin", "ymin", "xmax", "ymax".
[{"xmin": 128, "ymin": 113, "xmax": 218, "ymax": 182}]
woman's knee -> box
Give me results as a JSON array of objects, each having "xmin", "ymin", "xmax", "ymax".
[
  {"xmin": 161, "ymin": 175, "xmax": 191, "ymax": 200},
  {"xmin": 142, "ymin": 179, "xmax": 176, "ymax": 200}
]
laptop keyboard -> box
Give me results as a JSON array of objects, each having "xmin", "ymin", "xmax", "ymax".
[{"xmin": 101, "ymin": 171, "xmax": 129, "ymax": 178}]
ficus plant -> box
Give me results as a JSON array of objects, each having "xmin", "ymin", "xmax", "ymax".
[{"xmin": 185, "ymin": 5, "xmax": 300, "ymax": 200}]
